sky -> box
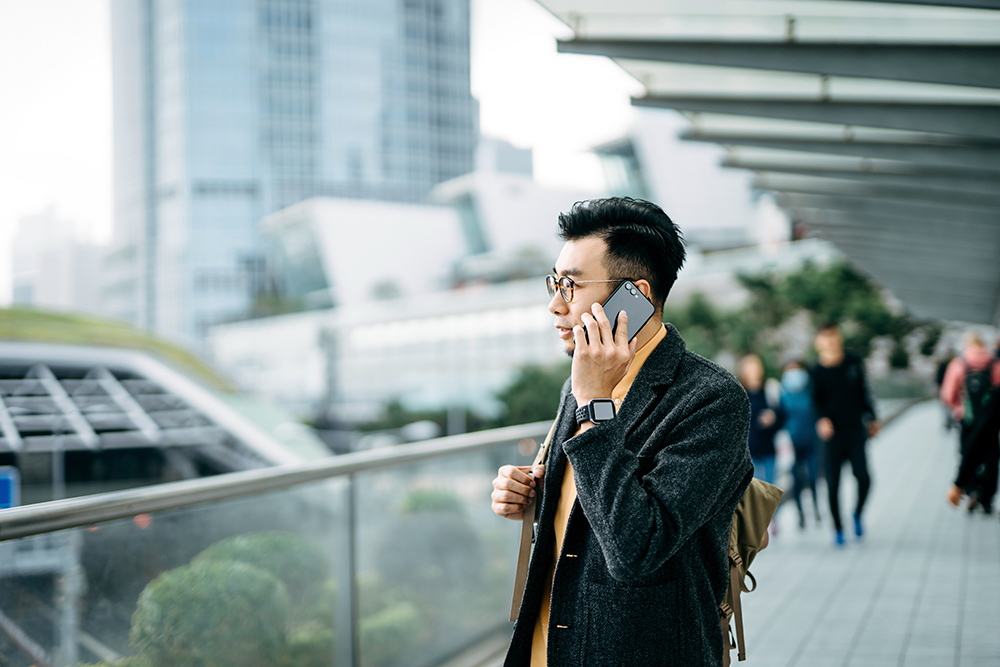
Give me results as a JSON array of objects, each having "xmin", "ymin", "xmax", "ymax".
[{"xmin": 0, "ymin": 0, "xmax": 644, "ymax": 303}]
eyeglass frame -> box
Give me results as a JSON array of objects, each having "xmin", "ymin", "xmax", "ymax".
[{"xmin": 545, "ymin": 274, "xmax": 624, "ymax": 303}]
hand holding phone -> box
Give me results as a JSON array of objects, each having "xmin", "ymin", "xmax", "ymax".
[
  {"xmin": 572, "ymin": 281, "xmax": 654, "ymax": 406},
  {"xmin": 583, "ymin": 280, "xmax": 655, "ymax": 345},
  {"xmin": 602, "ymin": 280, "xmax": 655, "ymax": 343}
]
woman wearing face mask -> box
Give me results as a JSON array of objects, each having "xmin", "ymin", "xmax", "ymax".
[{"xmin": 780, "ymin": 360, "xmax": 821, "ymax": 529}]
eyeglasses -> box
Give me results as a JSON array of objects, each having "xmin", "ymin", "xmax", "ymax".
[{"xmin": 545, "ymin": 275, "xmax": 621, "ymax": 303}]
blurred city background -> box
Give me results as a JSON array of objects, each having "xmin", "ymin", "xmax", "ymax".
[{"xmin": 0, "ymin": 0, "xmax": 997, "ymax": 665}]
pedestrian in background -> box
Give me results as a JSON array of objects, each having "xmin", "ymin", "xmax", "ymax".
[
  {"xmin": 739, "ymin": 354, "xmax": 782, "ymax": 486},
  {"xmin": 940, "ymin": 331, "xmax": 1000, "ymax": 513},
  {"xmin": 947, "ymin": 392, "xmax": 1000, "ymax": 515},
  {"xmin": 780, "ymin": 360, "xmax": 821, "ymax": 529},
  {"xmin": 936, "ymin": 350, "xmax": 959, "ymax": 432},
  {"xmin": 811, "ymin": 323, "xmax": 880, "ymax": 547}
]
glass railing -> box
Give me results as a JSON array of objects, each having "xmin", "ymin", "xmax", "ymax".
[{"xmin": 0, "ymin": 422, "xmax": 549, "ymax": 667}]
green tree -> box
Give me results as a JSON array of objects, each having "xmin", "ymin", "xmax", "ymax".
[
  {"xmin": 661, "ymin": 260, "xmax": 923, "ymax": 372},
  {"xmin": 493, "ymin": 362, "xmax": 570, "ymax": 427}
]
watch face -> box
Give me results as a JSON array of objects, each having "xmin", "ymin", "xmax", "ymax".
[{"xmin": 591, "ymin": 400, "xmax": 616, "ymax": 421}]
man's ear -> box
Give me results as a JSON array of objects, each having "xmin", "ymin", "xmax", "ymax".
[{"xmin": 633, "ymin": 279, "xmax": 653, "ymax": 302}]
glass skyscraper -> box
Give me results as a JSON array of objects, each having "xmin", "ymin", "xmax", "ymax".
[{"xmin": 106, "ymin": 0, "xmax": 479, "ymax": 342}]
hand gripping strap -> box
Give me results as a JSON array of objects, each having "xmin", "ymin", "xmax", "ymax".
[{"xmin": 509, "ymin": 416, "xmax": 559, "ymax": 622}]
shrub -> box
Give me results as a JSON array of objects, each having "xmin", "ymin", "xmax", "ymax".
[
  {"xmin": 398, "ymin": 488, "xmax": 464, "ymax": 516},
  {"xmin": 297, "ymin": 578, "xmax": 337, "ymax": 630},
  {"xmin": 282, "ymin": 622, "xmax": 335, "ymax": 667},
  {"xmin": 130, "ymin": 561, "xmax": 289, "ymax": 667},
  {"xmin": 193, "ymin": 531, "xmax": 329, "ymax": 605},
  {"xmin": 359, "ymin": 601, "xmax": 421, "ymax": 666}
]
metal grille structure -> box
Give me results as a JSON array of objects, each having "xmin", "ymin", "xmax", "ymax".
[{"xmin": 0, "ymin": 344, "xmax": 296, "ymax": 473}]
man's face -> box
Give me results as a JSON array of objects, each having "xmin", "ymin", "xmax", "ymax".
[
  {"xmin": 814, "ymin": 328, "xmax": 843, "ymax": 357},
  {"xmin": 549, "ymin": 237, "xmax": 617, "ymax": 356}
]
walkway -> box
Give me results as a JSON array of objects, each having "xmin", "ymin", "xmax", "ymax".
[
  {"xmin": 445, "ymin": 401, "xmax": 1000, "ymax": 667},
  {"xmin": 744, "ymin": 400, "xmax": 1000, "ymax": 667}
]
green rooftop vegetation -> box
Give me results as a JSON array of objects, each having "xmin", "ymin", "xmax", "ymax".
[{"xmin": 0, "ymin": 307, "xmax": 236, "ymax": 393}]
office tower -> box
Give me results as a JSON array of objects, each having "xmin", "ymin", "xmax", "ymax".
[{"xmin": 106, "ymin": 0, "xmax": 479, "ymax": 342}]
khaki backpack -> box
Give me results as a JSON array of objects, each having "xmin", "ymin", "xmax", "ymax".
[{"xmin": 720, "ymin": 477, "xmax": 783, "ymax": 665}]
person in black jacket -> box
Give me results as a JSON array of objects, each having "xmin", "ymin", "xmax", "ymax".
[
  {"xmin": 811, "ymin": 323, "xmax": 881, "ymax": 547},
  {"xmin": 490, "ymin": 198, "xmax": 752, "ymax": 666},
  {"xmin": 947, "ymin": 391, "xmax": 1000, "ymax": 513}
]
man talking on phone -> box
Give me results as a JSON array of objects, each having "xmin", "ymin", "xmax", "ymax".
[{"xmin": 491, "ymin": 197, "xmax": 752, "ymax": 666}]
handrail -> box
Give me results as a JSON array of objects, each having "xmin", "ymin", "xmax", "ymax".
[{"xmin": 0, "ymin": 420, "xmax": 550, "ymax": 542}]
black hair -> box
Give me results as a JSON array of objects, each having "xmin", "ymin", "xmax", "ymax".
[
  {"xmin": 817, "ymin": 321, "xmax": 841, "ymax": 334},
  {"xmin": 557, "ymin": 197, "xmax": 686, "ymax": 309}
]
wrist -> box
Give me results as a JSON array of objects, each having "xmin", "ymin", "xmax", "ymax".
[{"xmin": 573, "ymin": 388, "xmax": 614, "ymax": 408}]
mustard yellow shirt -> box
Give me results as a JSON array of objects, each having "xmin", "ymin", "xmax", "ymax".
[{"xmin": 530, "ymin": 323, "xmax": 668, "ymax": 666}]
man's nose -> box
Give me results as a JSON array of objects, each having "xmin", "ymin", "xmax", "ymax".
[{"xmin": 548, "ymin": 291, "xmax": 567, "ymax": 316}]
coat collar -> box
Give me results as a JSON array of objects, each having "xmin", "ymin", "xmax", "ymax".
[{"xmin": 634, "ymin": 322, "xmax": 687, "ymax": 389}]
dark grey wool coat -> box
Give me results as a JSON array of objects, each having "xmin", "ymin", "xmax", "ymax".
[{"xmin": 504, "ymin": 324, "xmax": 753, "ymax": 667}]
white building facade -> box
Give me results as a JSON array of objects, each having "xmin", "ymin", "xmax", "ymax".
[
  {"xmin": 12, "ymin": 208, "xmax": 105, "ymax": 315},
  {"xmin": 209, "ymin": 239, "xmax": 837, "ymax": 422}
]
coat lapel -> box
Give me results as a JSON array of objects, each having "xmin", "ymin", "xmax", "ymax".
[{"xmin": 612, "ymin": 323, "xmax": 687, "ymax": 445}]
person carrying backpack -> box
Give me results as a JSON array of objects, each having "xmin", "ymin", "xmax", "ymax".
[
  {"xmin": 940, "ymin": 331, "xmax": 1000, "ymax": 513},
  {"xmin": 490, "ymin": 198, "xmax": 753, "ymax": 666}
]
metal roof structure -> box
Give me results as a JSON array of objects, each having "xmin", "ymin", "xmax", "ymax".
[
  {"xmin": 0, "ymin": 343, "xmax": 312, "ymax": 472},
  {"xmin": 537, "ymin": 0, "xmax": 1000, "ymax": 325}
]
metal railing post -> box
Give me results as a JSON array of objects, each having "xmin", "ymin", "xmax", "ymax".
[{"xmin": 335, "ymin": 474, "xmax": 360, "ymax": 667}]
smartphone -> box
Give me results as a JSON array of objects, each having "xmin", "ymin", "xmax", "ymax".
[{"xmin": 587, "ymin": 280, "xmax": 655, "ymax": 344}]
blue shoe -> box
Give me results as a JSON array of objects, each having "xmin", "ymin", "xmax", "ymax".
[
  {"xmin": 853, "ymin": 513, "xmax": 864, "ymax": 539},
  {"xmin": 834, "ymin": 530, "xmax": 845, "ymax": 547}
]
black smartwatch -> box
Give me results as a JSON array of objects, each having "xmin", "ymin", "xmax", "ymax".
[{"xmin": 575, "ymin": 399, "xmax": 617, "ymax": 425}]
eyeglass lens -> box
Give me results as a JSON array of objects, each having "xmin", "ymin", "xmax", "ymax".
[
  {"xmin": 546, "ymin": 275, "xmax": 575, "ymax": 302},
  {"xmin": 558, "ymin": 276, "xmax": 572, "ymax": 302}
]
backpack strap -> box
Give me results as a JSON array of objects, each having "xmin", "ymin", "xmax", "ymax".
[
  {"xmin": 729, "ymin": 551, "xmax": 748, "ymax": 661},
  {"xmin": 509, "ymin": 416, "xmax": 560, "ymax": 622},
  {"xmin": 720, "ymin": 609, "xmax": 734, "ymax": 667}
]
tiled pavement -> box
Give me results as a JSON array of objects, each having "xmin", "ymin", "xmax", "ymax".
[
  {"xmin": 743, "ymin": 401, "xmax": 1000, "ymax": 667},
  {"xmin": 456, "ymin": 401, "xmax": 1000, "ymax": 667}
]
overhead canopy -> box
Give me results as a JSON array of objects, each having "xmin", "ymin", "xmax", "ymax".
[{"xmin": 537, "ymin": 0, "xmax": 1000, "ymax": 325}]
